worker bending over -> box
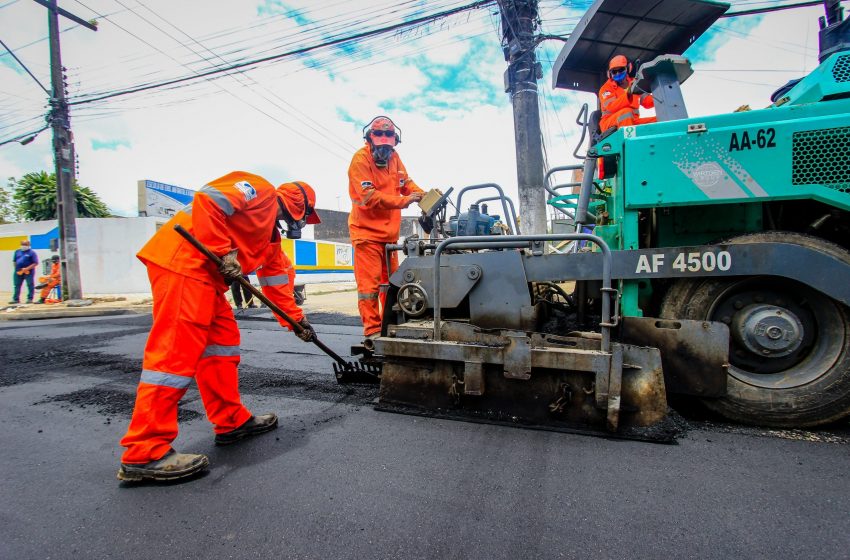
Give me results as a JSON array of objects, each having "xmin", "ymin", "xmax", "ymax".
[
  {"xmin": 348, "ymin": 116, "xmax": 424, "ymax": 340},
  {"xmin": 118, "ymin": 171, "xmax": 320, "ymax": 483},
  {"xmin": 598, "ymin": 55, "xmax": 656, "ymax": 133},
  {"xmin": 35, "ymin": 254, "xmax": 60, "ymax": 304}
]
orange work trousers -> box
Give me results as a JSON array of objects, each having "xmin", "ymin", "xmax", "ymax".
[
  {"xmin": 119, "ymin": 264, "xmax": 252, "ymax": 464},
  {"xmin": 39, "ymin": 278, "xmax": 60, "ymax": 300},
  {"xmin": 353, "ymin": 239, "xmax": 398, "ymax": 337},
  {"xmin": 600, "ymin": 108, "xmax": 657, "ymax": 132}
]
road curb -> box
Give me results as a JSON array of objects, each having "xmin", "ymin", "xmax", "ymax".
[{"xmin": 0, "ymin": 306, "xmax": 151, "ymax": 321}]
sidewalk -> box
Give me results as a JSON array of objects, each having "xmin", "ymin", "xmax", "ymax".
[{"xmin": 0, "ymin": 282, "xmax": 357, "ymax": 321}]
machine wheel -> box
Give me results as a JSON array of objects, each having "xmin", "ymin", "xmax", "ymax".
[{"xmin": 660, "ymin": 232, "xmax": 850, "ymax": 427}]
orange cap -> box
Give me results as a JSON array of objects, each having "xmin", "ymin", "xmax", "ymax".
[
  {"xmin": 609, "ymin": 55, "xmax": 628, "ymax": 70},
  {"xmin": 276, "ymin": 181, "xmax": 321, "ymax": 224}
]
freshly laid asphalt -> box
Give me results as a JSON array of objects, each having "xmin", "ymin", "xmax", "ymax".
[{"xmin": 1, "ymin": 310, "xmax": 848, "ymax": 560}]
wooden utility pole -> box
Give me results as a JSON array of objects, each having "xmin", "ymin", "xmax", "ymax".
[
  {"xmin": 34, "ymin": 0, "xmax": 97, "ymax": 299},
  {"xmin": 498, "ymin": 0, "xmax": 546, "ymax": 235}
]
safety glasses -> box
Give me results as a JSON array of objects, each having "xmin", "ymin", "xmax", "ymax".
[{"xmin": 371, "ymin": 130, "xmax": 395, "ymax": 138}]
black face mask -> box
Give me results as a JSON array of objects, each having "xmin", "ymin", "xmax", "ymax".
[
  {"xmin": 276, "ymin": 184, "xmax": 313, "ymax": 240},
  {"xmin": 371, "ymin": 144, "xmax": 394, "ymax": 168},
  {"xmin": 277, "ymin": 201, "xmax": 305, "ymax": 239}
]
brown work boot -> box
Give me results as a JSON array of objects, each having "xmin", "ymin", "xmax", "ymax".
[
  {"xmin": 214, "ymin": 413, "xmax": 278, "ymax": 445},
  {"xmin": 117, "ymin": 449, "xmax": 209, "ymax": 482}
]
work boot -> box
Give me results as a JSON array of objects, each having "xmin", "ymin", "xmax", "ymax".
[
  {"xmin": 8, "ymin": 300, "xmax": 19, "ymax": 305},
  {"xmin": 117, "ymin": 449, "xmax": 209, "ymax": 482},
  {"xmin": 214, "ymin": 413, "xmax": 278, "ymax": 445},
  {"xmin": 35, "ymin": 298, "xmax": 45, "ymax": 305}
]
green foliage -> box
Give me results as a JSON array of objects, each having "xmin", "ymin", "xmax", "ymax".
[
  {"xmin": 0, "ymin": 178, "xmax": 21, "ymax": 223},
  {"xmin": 10, "ymin": 171, "xmax": 111, "ymax": 221}
]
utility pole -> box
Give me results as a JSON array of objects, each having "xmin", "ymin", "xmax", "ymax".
[
  {"xmin": 498, "ymin": 0, "xmax": 546, "ymax": 235},
  {"xmin": 34, "ymin": 0, "xmax": 97, "ymax": 299}
]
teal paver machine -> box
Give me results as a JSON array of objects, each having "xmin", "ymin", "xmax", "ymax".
[{"xmin": 368, "ymin": 0, "xmax": 850, "ymax": 438}]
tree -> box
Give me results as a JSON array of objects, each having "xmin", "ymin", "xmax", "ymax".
[
  {"xmin": 0, "ymin": 178, "xmax": 21, "ymax": 223},
  {"xmin": 11, "ymin": 171, "xmax": 111, "ymax": 221}
]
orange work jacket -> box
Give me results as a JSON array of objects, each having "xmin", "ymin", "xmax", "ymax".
[
  {"xmin": 598, "ymin": 77, "xmax": 654, "ymax": 131},
  {"xmin": 348, "ymin": 146, "xmax": 424, "ymax": 243},
  {"xmin": 48, "ymin": 262, "xmax": 60, "ymax": 281},
  {"xmin": 137, "ymin": 171, "xmax": 303, "ymax": 322}
]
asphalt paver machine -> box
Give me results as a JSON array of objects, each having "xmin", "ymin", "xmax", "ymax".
[{"xmin": 365, "ymin": 0, "xmax": 850, "ymax": 439}]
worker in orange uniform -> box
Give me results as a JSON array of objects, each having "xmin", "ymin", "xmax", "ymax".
[
  {"xmin": 348, "ymin": 116, "xmax": 424, "ymax": 340},
  {"xmin": 117, "ymin": 172, "xmax": 321, "ymax": 483},
  {"xmin": 598, "ymin": 54, "xmax": 656, "ymax": 133},
  {"xmin": 34, "ymin": 254, "xmax": 61, "ymax": 304}
]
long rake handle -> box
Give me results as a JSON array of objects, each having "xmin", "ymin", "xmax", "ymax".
[{"xmin": 174, "ymin": 224, "xmax": 350, "ymax": 367}]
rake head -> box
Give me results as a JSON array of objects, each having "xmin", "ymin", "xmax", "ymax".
[{"xmin": 333, "ymin": 360, "xmax": 381, "ymax": 384}]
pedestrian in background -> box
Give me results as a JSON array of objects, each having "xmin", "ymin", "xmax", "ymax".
[
  {"xmin": 230, "ymin": 275, "xmax": 258, "ymax": 308},
  {"xmin": 35, "ymin": 255, "xmax": 61, "ymax": 304},
  {"xmin": 10, "ymin": 239, "xmax": 39, "ymax": 304}
]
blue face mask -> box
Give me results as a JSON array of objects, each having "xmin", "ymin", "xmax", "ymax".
[{"xmin": 611, "ymin": 70, "xmax": 627, "ymax": 83}]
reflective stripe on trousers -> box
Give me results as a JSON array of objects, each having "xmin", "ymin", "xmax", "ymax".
[
  {"xmin": 258, "ymin": 274, "xmax": 289, "ymax": 287},
  {"xmin": 140, "ymin": 369, "xmax": 193, "ymax": 389},
  {"xmin": 201, "ymin": 344, "xmax": 240, "ymax": 358}
]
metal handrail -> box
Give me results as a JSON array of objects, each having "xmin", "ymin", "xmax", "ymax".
[
  {"xmin": 453, "ymin": 183, "xmax": 516, "ymax": 235},
  {"xmin": 473, "ymin": 195, "xmax": 521, "ymax": 235},
  {"xmin": 431, "ymin": 234, "xmax": 614, "ymax": 354}
]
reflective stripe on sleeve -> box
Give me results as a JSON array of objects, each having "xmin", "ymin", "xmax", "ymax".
[
  {"xmin": 201, "ymin": 344, "xmax": 240, "ymax": 358},
  {"xmin": 258, "ymin": 274, "xmax": 290, "ymax": 287},
  {"xmin": 617, "ymin": 111, "xmax": 636, "ymax": 123},
  {"xmin": 199, "ymin": 185, "xmax": 235, "ymax": 216},
  {"xmin": 358, "ymin": 292, "xmax": 379, "ymax": 300},
  {"xmin": 181, "ymin": 204, "xmax": 193, "ymax": 215},
  {"xmin": 140, "ymin": 369, "xmax": 192, "ymax": 389}
]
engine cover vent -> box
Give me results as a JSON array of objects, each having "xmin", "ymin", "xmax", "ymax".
[
  {"xmin": 833, "ymin": 54, "xmax": 850, "ymax": 83},
  {"xmin": 792, "ymin": 126, "xmax": 850, "ymax": 192}
]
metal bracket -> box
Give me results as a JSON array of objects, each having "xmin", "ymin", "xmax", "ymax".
[
  {"xmin": 599, "ymin": 287, "xmax": 620, "ymax": 328},
  {"xmin": 606, "ymin": 344, "xmax": 623, "ymax": 432},
  {"xmin": 503, "ymin": 334, "xmax": 532, "ymax": 380},
  {"xmin": 463, "ymin": 361, "xmax": 485, "ymax": 395}
]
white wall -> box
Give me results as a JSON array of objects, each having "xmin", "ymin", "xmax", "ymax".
[
  {"xmin": 1, "ymin": 218, "xmax": 161, "ymax": 296},
  {"xmin": 1, "ymin": 217, "xmax": 351, "ymax": 296},
  {"xmin": 76, "ymin": 217, "xmax": 161, "ymax": 294}
]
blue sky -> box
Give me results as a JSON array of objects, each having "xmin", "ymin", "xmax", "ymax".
[{"xmin": 0, "ymin": 0, "xmax": 828, "ymax": 217}]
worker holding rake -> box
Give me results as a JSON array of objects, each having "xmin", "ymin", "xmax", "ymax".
[{"xmin": 117, "ymin": 171, "xmax": 320, "ymax": 483}]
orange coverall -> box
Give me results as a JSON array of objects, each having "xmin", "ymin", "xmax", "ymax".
[
  {"xmin": 598, "ymin": 77, "xmax": 656, "ymax": 132},
  {"xmin": 39, "ymin": 262, "xmax": 61, "ymax": 300},
  {"xmin": 348, "ymin": 145, "xmax": 424, "ymax": 336},
  {"xmin": 120, "ymin": 171, "xmax": 303, "ymax": 465}
]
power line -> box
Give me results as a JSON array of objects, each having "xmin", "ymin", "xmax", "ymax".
[
  {"xmin": 131, "ymin": 0, "xmax": 356, "ymax": 155},
  {"xmin": 68, "ymin": 0, "xmax": 497, "ymax": 107},
  {"xmin": 0, "ymin": 124, "xmax": 49, "ymax": 147},
  {"xmin": 0, "ymin": 37, "xmax": 50, "ymax": 95},
  {"xmin": 69, "ymin": 0, "xmax": 351, "ymax": 160}
]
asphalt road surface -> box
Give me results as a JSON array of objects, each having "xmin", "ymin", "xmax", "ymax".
[{"xmin": 1, "ymin": 309, "xmax": 848, "ymax": 560}]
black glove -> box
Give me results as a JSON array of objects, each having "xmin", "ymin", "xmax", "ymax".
[
  {"xmin": 296, "ymin": 317, "xmax": 315, "ymax": 342},
  {"xmin": 218, "ymin": 249, "xmax": 242, "ymax": 282}
]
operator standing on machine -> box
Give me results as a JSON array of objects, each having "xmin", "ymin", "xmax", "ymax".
[
  {"xmin": 117, "ymin": 171, "xmax": 320, "ymax": 483},
  {"xmin": 598, "ymin": 54, "xmax": 657, "ymax": 132},
  {"xmin": 348, "ymin": 116, "xmax": 424, "ymax": 341}
]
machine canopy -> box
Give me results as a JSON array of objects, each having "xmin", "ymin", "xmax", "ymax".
[{"xmin": 551, "ymin": 0, "xmax": 730, "ymax": 93}]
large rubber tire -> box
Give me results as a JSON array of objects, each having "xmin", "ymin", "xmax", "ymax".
[{"xmin": 660, "ymin": 232, "xmax": 850, "ymax": 427}]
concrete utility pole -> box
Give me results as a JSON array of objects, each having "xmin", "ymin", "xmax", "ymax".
[
  {"xmin": 35, "ymin": 0, "xmax": 97, "ymax": 299},
  {"xmin": 498, "ymin": 0, "xmax": 547, "ymax": 235}
]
